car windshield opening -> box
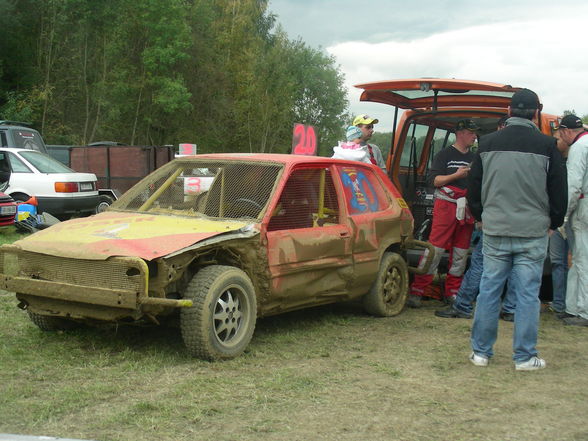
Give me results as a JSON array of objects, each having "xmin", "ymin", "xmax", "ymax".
[{"xmin": 114, "ymin": 160, "xmax": 282, "ymax": 219}]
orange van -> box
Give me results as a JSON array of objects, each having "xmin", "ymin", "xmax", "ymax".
[{"xmin": 354, "ymin": 78, "xmax": 559, "ymax": 241}]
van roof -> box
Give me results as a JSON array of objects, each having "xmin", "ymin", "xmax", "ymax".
[{"xmin": 0, "ymin": 120, "xmax": 35, "ymax": 128}]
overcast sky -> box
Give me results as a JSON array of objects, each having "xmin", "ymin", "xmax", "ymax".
[{"xmin": 268, "ymin": 0, "xmax": 588, "ymax": 131}]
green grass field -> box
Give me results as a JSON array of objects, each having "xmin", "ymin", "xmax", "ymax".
[{"xmin": 0, "ymin": 228, "xmax": 587, "ymax": 441}]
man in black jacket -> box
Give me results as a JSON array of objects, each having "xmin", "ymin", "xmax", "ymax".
[{"xmin": 467, "ymin": 88, "xmax": 567, "ymax": 371}]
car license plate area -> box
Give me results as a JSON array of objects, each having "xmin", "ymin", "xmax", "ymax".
[
  {"xmin": 0, "ymin": 205, "xmax": 16, "ymax": 215},
  {"xmin": 79, "ymin": 182, "xmax": 94, "ymax": 191}
]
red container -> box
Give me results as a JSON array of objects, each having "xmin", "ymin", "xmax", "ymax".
[{"xmin": 69, "ymin": 145, "xmax": 174, "ymax": 195}]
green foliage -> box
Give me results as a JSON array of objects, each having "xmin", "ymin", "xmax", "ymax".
[{"xmin": 0, "ymin": 0, "xmax": 349, "ymax": 152}]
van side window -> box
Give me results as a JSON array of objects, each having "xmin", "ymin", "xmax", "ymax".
[
  {"xmin": 0, "ymin": 131, "xmax": 7, "ymax": 147},
  {"xmin": 428, "ymin": 128, "xmax": 455, "ymax": 167},
  {"xmin": 7, "ymin": 152, "xmax": 33, "ymax": 173},
  {"xmin": 399, "ymin": 122, "xmax": 429, "ymax": 168}
]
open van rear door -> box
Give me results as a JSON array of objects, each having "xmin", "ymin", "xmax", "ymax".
[{"xmin": 355, "ymin": 78, "xmax": 520, "ymax": 111}]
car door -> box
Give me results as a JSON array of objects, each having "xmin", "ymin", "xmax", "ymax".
[
  {"xmin": 334, "ymin": 163, "xmax": 408, "ymax": 296},
  {"xmin": 263, "ymin": 165, "xmax": 353, "ymax": 315}
]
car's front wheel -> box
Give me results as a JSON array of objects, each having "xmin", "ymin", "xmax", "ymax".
[
  {"xmin": 27, "ymin": 310, "xmax": 78, "ymax": 331},
  {"xmin": 181, "ymin": 265, "xmax": 257, "ymax": 360},
  {"xmin": 363, "ymin": 252, "xmax": 409, "ymax": 316}
]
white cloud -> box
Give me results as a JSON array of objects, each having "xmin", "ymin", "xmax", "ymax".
[{"xmin": 327, "ymin": 15, "xmax": 588, "ymax": 131}]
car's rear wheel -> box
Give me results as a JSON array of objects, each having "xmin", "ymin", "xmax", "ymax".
[
  {"xmin": 96, "ymin": 195, "xmax": 114, "ymax": 213},
  {"xmin": 27, "ymin": 310, "xmax": 78, "ymax": 331},
  {"xmin": 181, "ymin": 265, "xmax": 257, "ymax": 360},
  {"xmin": 363, "ymin": 252, "xmax": 409, "ymax": 316}
]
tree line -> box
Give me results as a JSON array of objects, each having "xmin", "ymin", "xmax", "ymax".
[{"xmin": 0, "ymin": 0, "xmax": 349, "ymax": 155}]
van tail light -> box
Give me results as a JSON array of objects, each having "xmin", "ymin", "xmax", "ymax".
[{"xmin": 55, "ymin": 182, "xmax": 79, "ymax": 193}]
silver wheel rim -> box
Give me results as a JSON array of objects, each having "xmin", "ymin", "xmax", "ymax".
[
  {"xmin": 213, "ymin": 286, "xmax": 249, "ymax": 347},
  {"xmin": 383, "ymin": 265, "xmax": 402, "ymax": 304},
  {"xmin": 96, "ymin": 202, "xmax": 110, "ymax": 213}
]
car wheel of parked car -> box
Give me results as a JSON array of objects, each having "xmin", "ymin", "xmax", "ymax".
[
  {"xmin": 363, "ymin": 252, "xmax": 409, "ymax": 317},
  {"xmin": 96, "ymin": 195, "xmax": 113, "ymax": 213},
  {"xmin": 181, "ymin": 265, "xmax": 257, "ymax": 360},
  {"xmin": 27, "ymin": 310, "xmax": 78, "ymax": 331}
]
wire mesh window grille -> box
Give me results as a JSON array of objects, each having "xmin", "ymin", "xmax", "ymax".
[
  {"xmin": 267, "ymin": 167, "xmax": 339, "ymax": 231},
  {"xmin": 338, "ymin": 165, "xmax": 390, "ymax": 214},
  {"xmin": 114, "ymin": 160, "xmax": 282, "ymax": 220}
]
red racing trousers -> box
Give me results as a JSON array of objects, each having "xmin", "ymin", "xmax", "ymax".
[{"xmin": 410, "ymin": 195, "xmax": 474, "ymax": 299}]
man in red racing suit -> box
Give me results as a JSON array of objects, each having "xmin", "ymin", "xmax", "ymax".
[{"xmin": 408, "ymin": 119, "xmax": 479, "ymax": 307}]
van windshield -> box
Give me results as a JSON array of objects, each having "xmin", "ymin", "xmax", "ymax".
[
  {"xmin": 12, "ymin": 130, "xmax": 47, "ymax": 152},
  {"xmin": 19, "ymin": 151, "xmax": 74, "ymax": 173}
]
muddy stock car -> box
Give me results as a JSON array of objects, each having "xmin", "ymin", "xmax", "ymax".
[{"xmin": 0, "ymin": 154, "xmax": 431, "ymax": 360}]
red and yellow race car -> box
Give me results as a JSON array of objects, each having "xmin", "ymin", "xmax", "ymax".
[{"xmin": 0, "ymin": 154, "xmax": 432, "ymax": 359}]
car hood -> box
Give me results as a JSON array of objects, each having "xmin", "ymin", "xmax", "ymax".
[{"xmin": 12, "ymin": 211, "xmax": 257, "ymax": 260}]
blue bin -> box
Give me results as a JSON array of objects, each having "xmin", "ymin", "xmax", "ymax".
[{"xmin": 16, "ymin": 203, "xmax": 37, "ymax": 221}]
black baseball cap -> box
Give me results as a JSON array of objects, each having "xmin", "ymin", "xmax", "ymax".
[
  {"xmin": 455, "ymin": 119, "xmax": 480, "ymax": 132},
  {"xmin": 511, "ymin": 88, "xmax": 542, "ymax": 110},
  {"xmin": 557, "ymin": 114, "xmax": 583, "ymax": 129}
]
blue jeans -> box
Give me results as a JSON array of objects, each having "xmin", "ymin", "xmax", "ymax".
[
  {"xmin": 549, "ymin": 225, "xmax": 572, "ymax": 312},
  {"xmin": 453, "ymin": 231, "xmax": 517, "ymax": 315},
  {"xmin": 453, "ymin": 234, "xmax": 484, "ymax": 315},
  {"xmin": 471, "ymin": 234, "xmax": 548, "ymax": 362}
]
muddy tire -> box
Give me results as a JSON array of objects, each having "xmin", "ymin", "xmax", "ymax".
[
  {"xmin": 181, "ymin": 265, "xmax": 257, "ymax": 360},
  {"xmin": 27, "ymin": 311, "xmax": 77, "ymax": 331},
  {"xmin": 363, "ymin": 252, "xmax": 409, "ymax": 317}
]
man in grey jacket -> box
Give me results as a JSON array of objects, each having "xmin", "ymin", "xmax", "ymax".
[{"xmin": 467, "ymin": 89, "xmax": 567, "ymax": 371}]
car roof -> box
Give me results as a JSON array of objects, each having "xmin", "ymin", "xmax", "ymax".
[
  {"xmin": 174, "ymin": 152, "xmax": 376, "ymax": 167},
  {"xmin": 0, "ymin": 147, "xmax": 43, "ymax": 153},
  {"xmin": 0, "ymin": 121, "xmax": 37, "ymax": 129},
  {"xmin": 354, "ymin": 78, "xmax": 524, "ymax": 110}
]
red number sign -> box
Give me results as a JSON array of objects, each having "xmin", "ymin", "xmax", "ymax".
[
  {"xmin": 184, "ymin": 177, "xmax": 201, "ymax": 194},
  {"xmin": 179, "ymin": 143, "xmax": 197, "ymax": 156},
  {"xmin": 292, "ymin": 123, "xmax": 317, "ymax": 156}
]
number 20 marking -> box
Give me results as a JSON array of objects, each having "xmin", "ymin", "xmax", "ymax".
[{"xmin": 292, "ymin": 124, "xmax": 317, "ymax": 155}]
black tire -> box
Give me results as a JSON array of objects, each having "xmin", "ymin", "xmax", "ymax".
[
  {"xmin": 363, "ymin": 252, "xmax": 409, "ymax": 317},
  {"xmin": 96, "ymin": 195, "xmax": 114, "ymax": 213},
  {"xmin": 181, "ymin": 265, "xmax": 257, "ymax": 360},
  {"xmin": 27, "ymin": 310, "xmax": 77, "ymax": 331}
]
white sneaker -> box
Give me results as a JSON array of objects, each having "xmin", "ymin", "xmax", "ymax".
[
  {"xmin": 469, "ymin": 352, "xmax": 489, "ymax": 367},
  {"xmin": 515, "ymin": 356, "xmax": 546, "ymax": 371}
]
